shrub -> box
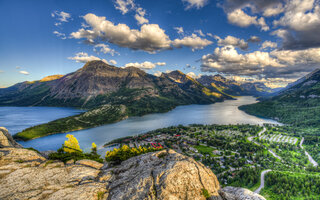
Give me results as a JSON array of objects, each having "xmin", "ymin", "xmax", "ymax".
[
  {"xmin": 201, "ymin": 188, "xmax": 210, "ymax": 198},
  {"xmin": 63, "ymin": 134, "xmax": 82, "ymax": 153},
  {"xmin": 105, "ymin": 145, "xmax": 162, "ymax": 164}
]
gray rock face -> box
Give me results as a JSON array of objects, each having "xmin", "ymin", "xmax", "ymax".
[
  {"xmin": 220, "ymin": 187, "xmax": 266, "ymax": 200},
  {"xmin": 0, "ymin": 129, "xmax": 266, "ymax": 200},
  {"xmin": 0, "ymin": 127, "xmax": 22, "ymax": 148}
]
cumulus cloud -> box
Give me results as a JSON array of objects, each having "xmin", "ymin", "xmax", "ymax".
[
  {"xmin": 227, "ymin": 9, "xmax": 269, "ymax": 31},
  {"xmin": 51, "ymin": 11, "xmax": 71, "ymax": 26},
  {"xmin": 53, "ymin": 31, "xmax": 66, "ymax": 39},
  {"xmin": 124, "ymin": 61, "xmax": 166, "ymax": 70},
  {"xmin": 248, "ymin": 36, "xmax": 261, "ymax": 43},
  {"xmin": 222, "ymin": 0, "xmax": 284, "ymax": 15},
  {"xmin": 93, "ymin": 44, "xmax": 118, "ymax": 56},
  {"xmin": 201, "ymin": 45, "xmax": 320, "ymax": 80},
  {"xmin": 71, "ymin": 14, "xmax": 213, "ymax": 53},
  {"xmin": 172, "ymin": 34, "xmax": 213, "ymax": 51},
  {"xmin": 109, "ymin": 60, "xmax": 117, "ymax": 65},
  {"xmin": 70, "ymin": 13, "xmax": 171, "ymax": 53},
  {"xmin": 201, "ymin": 46, "xmax": 284, "ymax": 77},
  {"xmin": 272, "ymin": 0, "xmax": 320, "ymax": 49},
  {"xmin": 19, "ymin": 71, "xmax": 29, "ymax": 75},
  {"xmin": 182, "ymin": 0, "xmax": 208, "ymax": 9},
  {"xmin": 214, "ymin": 35, "xmax": 248, "ymax": 50},
  {"xmin": 68, "ymin": 52, "xmax": 106, "ymax": 63},
  {"xmin": 261, "ymin": 41, "xmax": 277, "ymax": 50}
]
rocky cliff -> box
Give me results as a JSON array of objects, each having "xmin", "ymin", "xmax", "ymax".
[{"xmin": 0, "ymin": 127, "xmax": 265, "ymax": 200}]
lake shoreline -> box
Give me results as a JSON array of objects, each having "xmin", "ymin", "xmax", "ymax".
[{"xmin": 0, "ymin": 96, "xmax": 280, "ymax": 152}]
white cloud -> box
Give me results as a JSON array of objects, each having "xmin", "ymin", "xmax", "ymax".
[
  {"xmin": 272, "ymin": 0, "xmax": 320, "ymax": 49},
  {"xmin": 227, "ymin": 9, "xmax": 269, "ymax": 31},
  {"xmin": 0, "ymin": 70, "xmax": 4, "ymax": 73},
  {"xmin": 93, "ymin": 44, "xmax": 118, "ymax": 56},
  {"xmin": 109, "ymin": 60, "xmax": 117, "ymax": 65},
  {"xmin": 70, "ymin": 14, "xmax": 171, "ymax": 53},
  {"xmin": 155, "ymin": 62, "xmax": 166, "ymax": 66},
  {"xmin": 124, "ymin": 61, "xmax": 166, "ymax": 70},
  {"xmin": 174, "ymin": 27, "xmax": 184, "ymax": 34},
  {"xmin": 135, "ymin": 7, "xmax": 149, "ymax": 25},
  {"xmin": 182, "ymin": 0, "xmax": 208, "ymax": 9},
  {"xmin": 172, "ymin": 34, "xmax": 213, "ymax": 51},
  {"xmin": 201, "ymin": 46, "xmax": 284, "ymax": 77},
  {"xmin": 154, "ymin": 71, "xmax": 162, "ymax": 77},
  {"xmin": 248, "ymin": 36, "xmax": 261, "ymax": 43},
  {"xmin": 19, "ymin": 71, "xmax": 29, "ymax": 75},
  {"xmin": 214, "ymin": 35, "xmax": 248, "ymax": 50},
  {"xmin": 51, "ymin": 11, "xmax": 71, "ymax": 26},
  {"xmin": 263, "ymin": 3, "xmax": 284, "ymax": 17},
  {"xmin": 114, "ymin": 0, "xmax": 135, "ymax": 14},
  {"xmin": 53, "ymin": 31, "xmax": 66, "ymax": 39},
  {"xmin": 201, "ymin": 44, "xmax": 320, "ymax": 80},
  {"xmin": 195, "ymin": 29, "xmax": 205, "ymax": 37},
  {"xmin": 71, "ymin": 14, "xmax": 213, "ymax": 53},
  {"xmin": 186, "ymin": 72, "xmax": 202, "ymax": 79},
  {"xmin": 68, "ymin": 52, "xmax": 107, "ymax": 63},
  {"xmin": 114, "ymin": 0, "xmax": 149, "ymax": 25},
  {"xmin": 261, "ymin": 41, "xmax": 277, "ymax": 50}
]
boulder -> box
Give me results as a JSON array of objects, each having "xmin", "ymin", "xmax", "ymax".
[{"xmin": 0, "ymin": 127, "xmax": 22, "ymax": 148}]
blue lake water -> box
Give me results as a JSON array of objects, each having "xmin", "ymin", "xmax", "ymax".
[{"xmin": 0, "ymin": 96, "xmax": 281, "ymax": 154}]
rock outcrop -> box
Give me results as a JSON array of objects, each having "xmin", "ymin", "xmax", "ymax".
[{"xmin": 0, "ymin": 129, "xmax": 266, "ymax": 200}]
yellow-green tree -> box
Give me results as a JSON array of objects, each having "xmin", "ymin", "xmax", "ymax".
[{"xmin": 63, "ymin": 134, "xmax": 82, "ymax": 153}]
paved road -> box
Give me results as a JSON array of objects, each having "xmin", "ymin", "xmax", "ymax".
[
  {"xmin": 248, "ymin": 127, "xmax": 282, "ymax": 160},
  {"xmin": 255, "ymin": 169, "xmax": 272, "ymax": 194},
  {"xmin": 300, "ymin": 137, "xmax": 318, "ymax": 167}
]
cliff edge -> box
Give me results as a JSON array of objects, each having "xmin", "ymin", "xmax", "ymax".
[{"xmin": 0, "ymin": 127, "xmax": 265, "ymax": 200}]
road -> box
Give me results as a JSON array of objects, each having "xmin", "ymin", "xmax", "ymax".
[
  {"xmin": 300, "ymin": 137, "xmax": 318, "ymax": 167},
  {"xmin": 255, "ymin": 169, "xmax": 272, "ymax": 194},
  {"xmin": 248, "ymin": 127, "xmax": 282, "ymax": 160}
]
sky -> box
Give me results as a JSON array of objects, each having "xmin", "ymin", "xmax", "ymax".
[{"xmin": 1, "ymin": 0, "xmax": 320, "ymax": 88}]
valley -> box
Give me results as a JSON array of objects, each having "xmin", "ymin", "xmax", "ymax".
[{"xmin": 106, "ymin": 124, "xmax": 320, "ymax": 200}]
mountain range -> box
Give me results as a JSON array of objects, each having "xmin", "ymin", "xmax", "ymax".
[
  {"xmin": 240, "ymin": 68, "xmax": 320, "ymax": 129},
  {"xmin": 0, "ymin": 60, "xmax": 274, "ymax": 140}
]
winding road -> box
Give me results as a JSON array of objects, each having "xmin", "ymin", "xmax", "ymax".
[
  {"xmin": 254, "ymin": 169, "xmax": 272, "ymax": 194},
  {"xmin": 300, "ymin": 137, "xmax": 318, "ymax": 167},
  {"xmin": 248, "ymin": 127, "xmax": 282, "ymax": 160}
]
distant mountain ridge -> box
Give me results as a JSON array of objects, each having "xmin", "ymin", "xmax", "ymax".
[{"xmin": 197, "ymin": 74, "xmax": 273, "ymax": 96}]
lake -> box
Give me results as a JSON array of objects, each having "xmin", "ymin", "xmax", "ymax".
[{"xmin": 0, "ymin": 96, "xmax": 281, "ymax": 154}]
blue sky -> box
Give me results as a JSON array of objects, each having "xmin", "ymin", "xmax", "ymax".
[{"xmin": 1, "ymin": 0, "xmax": 320, "ymax": 88}]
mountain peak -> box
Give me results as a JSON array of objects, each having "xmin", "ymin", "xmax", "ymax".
[
  {"xmin": 81, "ymin": 60, "xmax": 117, "ymax": 71},
  {"xmin": 40, "ymin": 75, "xmax": 64, "ymax": 82}
]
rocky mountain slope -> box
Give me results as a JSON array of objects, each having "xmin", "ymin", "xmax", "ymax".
[
  {"xmin": 197, "ymin": 75, "xmax": 273, "ymax": 96},
  {"xmin": 0, "ymin": 127, "xmax": 265, "ymax": 200},
  {"xmin": 0, "ymin": 61, "xmax": 225, "ymax": 108},
  {"xmin": 240, "ymin": 68, "xmax": 320, "ymax": 127},
  {"xmin": 0, "ymin": 61, "xmax": 229, "ymax": 140}
]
